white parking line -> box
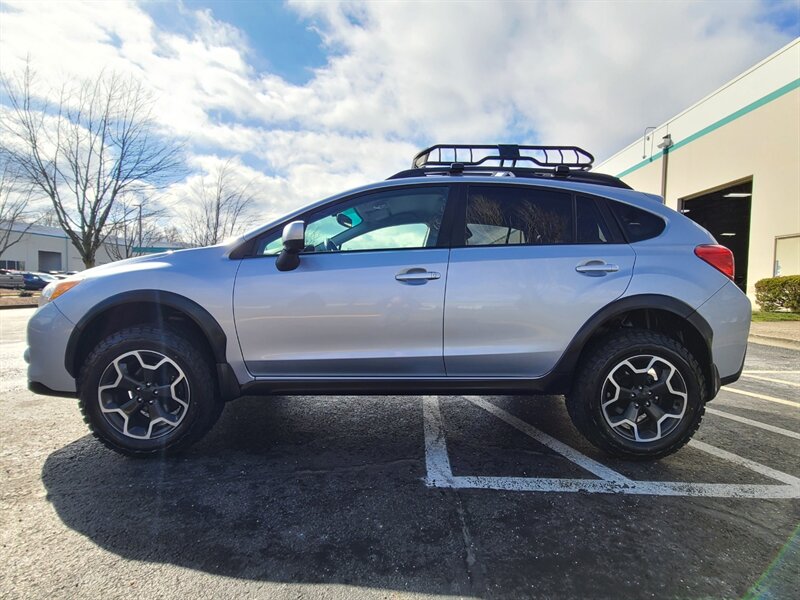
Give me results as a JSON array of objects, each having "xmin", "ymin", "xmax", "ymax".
[
  {"xmin": 688, "ymin": 439, "xmax": 800, "ymax": 486},
  {"xmin": 743, "ymin": 371, "xmax": 800, "ymax": 374},
  {"xmin": 422, "ymin": 396, "xmax": 454, "ymax": 486},
  {"xmin": 740, "ymin": 373, "xmax": 800, "ymax": 387},
  {"xmin": 720, "ymin": 387, "xmax": 799, "ymax": 407},
  {"xmin": 422, "ymin": 396, "xmax": 800, "ymax": 498},
  {"xmin": 706, "ymin": 407, "xmax": 800, "ymax": 440},
  {"xmin": 463, "ymin": 396, "xmax": 631, "ymax": 483}
]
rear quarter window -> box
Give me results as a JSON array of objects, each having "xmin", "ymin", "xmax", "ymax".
[{"xmin": 610, "ymin": 201, "xmax": 666, "ymax": 242}]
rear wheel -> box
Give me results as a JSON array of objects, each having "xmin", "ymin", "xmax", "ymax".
[
  {"xmin": 566, "ymin": 329, "xmax": 706, "ymax": 460},
  {"xmin": 78, "ymin": 327, "xmax": 222, "ymax": 457}
]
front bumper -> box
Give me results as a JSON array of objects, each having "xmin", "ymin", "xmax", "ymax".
[{"xmin": 26, "ymin": 302, "xmax": 78, "ymax": 395}]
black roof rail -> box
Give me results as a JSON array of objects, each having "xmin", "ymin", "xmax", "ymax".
[
  {"xmin": 412, "ymin": 144, "xmax": 594, "ymax": 170},
  {"xmin": 387, "ymin": 166, "xmax": 631, "ymax": 189},
  {"xmin": 389, "ymin": 144, "xmax": 630, "ymax": 190}
]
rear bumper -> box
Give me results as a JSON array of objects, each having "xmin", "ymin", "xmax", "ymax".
[
  {"xmin": 26, "ymin": 302, "xmax": 77, "ymax": 395},
  {"xmin": 695, "ymin": 280, "xmax": 751, "ymax": 386}
]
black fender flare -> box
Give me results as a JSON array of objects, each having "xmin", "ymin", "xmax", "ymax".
[
  {"xmin": 549, "ymin": 293, "xmax": 714, "ymax": 389},
  {"xmin": 64, "ymin": 290, "xmax": 229, "ymax": 378}
]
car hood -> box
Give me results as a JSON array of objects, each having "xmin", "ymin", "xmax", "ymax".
[{"xmin": 75, "ymin": 246, "xmax": 227, "ymax": 281}]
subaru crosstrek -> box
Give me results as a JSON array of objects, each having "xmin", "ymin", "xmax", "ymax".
[{"xmin": 26, "ymin": 144, "xmax": 751, "ymax": 459}]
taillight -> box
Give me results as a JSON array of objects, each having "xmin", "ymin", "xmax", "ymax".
[{"xmin": 694, "ymin": 244, "xmax": 734, "ymax": 279}]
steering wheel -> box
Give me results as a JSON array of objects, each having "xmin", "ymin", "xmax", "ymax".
[{"xmin": 324, "ymin": 238, "xmax": 339, "ymax": 252}]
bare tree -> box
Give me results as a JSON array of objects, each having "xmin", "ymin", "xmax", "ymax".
[
  {"xmin": 158, "ymin": 224, "xmax": 185, "ymax": 246},
  {"xmin": 184, "ymin": 159, "xmax": 255, "ymax": 247},
  {"xmin": 0, "ymin": 160, "xmax": 35, "ymax": 259},
  {"xmin": 33, "ymin": 209, "xmax": 60, "ymax": 229},
  {"xmin": 0, "ymin": 65, "xmax": 183, "ymax": 268},
  {"xmin": 105, "ymin": 200, "xmax": 166, "ymax": 261}
]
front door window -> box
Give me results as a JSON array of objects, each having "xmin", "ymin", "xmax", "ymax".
[{"xmin": 258, "ymin": 186, "xmax": 449, "ymax": 255}]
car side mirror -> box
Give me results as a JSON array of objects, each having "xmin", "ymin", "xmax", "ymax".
[{"xmin": 276, "ymin": 220, "xmax": 305, "ymax": 272}]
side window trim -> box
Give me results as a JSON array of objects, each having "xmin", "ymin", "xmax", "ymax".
[
  {"xmin": 445, "ymin": 182, "xmax": 468, "ymax": 248},
  {"xmin": 592, "ymin": 196, "xmax": 627, "ymax": 244},
  {"xmin": 242, "ymin": 184, "xmax": 456, "ymax": 258},
  {"xmin": 576, "ymin": 194, "xmax": 625, "ymax": 245}
]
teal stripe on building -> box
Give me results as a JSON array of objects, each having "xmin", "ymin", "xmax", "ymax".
[{"xmin": 617, "ymin": 78, "xmax": 800, "ymax": 178}]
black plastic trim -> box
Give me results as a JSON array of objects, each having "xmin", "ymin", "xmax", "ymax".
[
  {"xmin": 64, "ymin": 290, "xmax": 229, "ymax": 378},
  {"xmin": 546, "ymin": 294, "xmax": 714, "ymax": 394},
  {"xmin": 29, "ymin": 380, "xmax": 77, "ymax": 399},
  {"xmin": 586, "ymin": 195, "xmax": 627, "ymax": 244},
  {"xmin": 239, "ymin": 377, "xmax": 554, "ymax": 397},
  {"xmin": 229, "ymin": 237, "xmax": 256, "ymax": 260},
  {"xmin": 720, "ymin": 373, "xmax": 741, "ymax": 386},
  {"xmin": 216, "ymin": 363, "xmax": 242, "ymax": 402},
  {"xmin": 720, "ymin": 348, "xmax": 747, "ymax": 388}
]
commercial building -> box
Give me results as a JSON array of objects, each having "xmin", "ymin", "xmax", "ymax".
[
  {"xmin": 0, "ymin": 222, "xmax": 182, "ymax": 273},
  {"xmin": 597, "ymin": 39, "xmax": 799, "ymax": 300}
]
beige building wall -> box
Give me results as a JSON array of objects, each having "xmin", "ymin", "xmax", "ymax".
[
  {"xmin": 0, "ymin": 224, "xmax": 180, "ymax": 272},
  {"xmin": 598, "ymin": 39, "xmax": 800, "ymax": 301}
]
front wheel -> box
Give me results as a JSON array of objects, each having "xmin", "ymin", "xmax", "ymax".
[
  {"xmin": 78, "ymin": 326, "xmax": 222, "ymax": 457},
  {"xmin": 566, "ymin": 329, "xmax": 707, "ymax": 460}
]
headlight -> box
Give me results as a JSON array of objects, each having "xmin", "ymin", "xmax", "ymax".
[{"xmin": 40, "ymin": 280, "xmax": 81, "ymax": 305}]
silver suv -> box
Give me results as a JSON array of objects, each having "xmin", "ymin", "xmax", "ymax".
[{"xmin": 26, "ymin": 144, "xmax": 751, "ymax": 459}]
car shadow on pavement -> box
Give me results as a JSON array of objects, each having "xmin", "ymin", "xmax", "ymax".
[
  {"xmin": 41, "ymin": 394, "xmax": 800, "ymax": 598},
  {"xmin": 41, "ymin": 395, "xmax": 477, "ymax": 596}
]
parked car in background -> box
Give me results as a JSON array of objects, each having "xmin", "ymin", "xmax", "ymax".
[
  {"xmin": 22, "ymin": 272, "xmax": 58, "ymax": 291},
  {"xmin": 0, "ymin": 269, "xmax": 25, "ymax": 289}
]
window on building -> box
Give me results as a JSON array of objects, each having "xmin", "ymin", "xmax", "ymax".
[{"xmin": 0, "ymin": 260, "xmax": 25, "ymax": 270}]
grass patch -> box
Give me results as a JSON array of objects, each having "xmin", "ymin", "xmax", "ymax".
[{"xmin": 752, "ymin": 311, "xmax": 800, "ymax": 322}]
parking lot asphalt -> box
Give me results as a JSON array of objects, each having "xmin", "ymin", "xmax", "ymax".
[{"xmin": 1, "ymin": 307, "xmax": 798, "ymax": 599}]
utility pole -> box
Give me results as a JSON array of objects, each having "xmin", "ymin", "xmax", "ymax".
[{"xmin": 137, "ymin": 203, "xmax": 143, "ymax": 256}]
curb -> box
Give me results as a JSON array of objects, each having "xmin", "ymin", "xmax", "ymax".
[
  {"xmin": 748, "ymin": 335, "xmax": 800, "ymax": 351},
  {"xmin": 0, "ymin": 303, "xmax": 38, "ymax": 310}
]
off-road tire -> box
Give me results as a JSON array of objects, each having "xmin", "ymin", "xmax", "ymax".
[
  {"xmin": 78, "ymin": 326, "xmax": 223, "ymax": 457},
  {"xmin": 566, "ymin": 329, "xmax": 706, "ymax": 460}
]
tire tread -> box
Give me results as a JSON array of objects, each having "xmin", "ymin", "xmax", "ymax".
[
  {"xmin": 566, "ymin": 328, "xmax": 706, "ymax": 460},
  {"xmin": 78, "ymin": 326, "xmax": 222, "ymax": 457}
]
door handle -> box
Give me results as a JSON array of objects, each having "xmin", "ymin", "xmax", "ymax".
[
  {"xmin": 575, "ymin": 260, "xmax": 619, "ymax": 273},
  {"xmin": 395, "ymin": 268, "xmax": 441, "ymax": 283}
]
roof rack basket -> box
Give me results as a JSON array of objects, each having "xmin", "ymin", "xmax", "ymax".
[{"xmin": 412, "ymin": 144, "xmax": 595, "ymax": 171}]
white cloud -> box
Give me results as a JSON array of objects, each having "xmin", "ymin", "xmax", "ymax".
[{"xmin": 0, "ymin": 0, "xmax": 795, "ymax": 228}]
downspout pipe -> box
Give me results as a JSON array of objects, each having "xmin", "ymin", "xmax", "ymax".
[{"xmin": 658, "ymin": 134, "xmax": 674, "ymax": 200}]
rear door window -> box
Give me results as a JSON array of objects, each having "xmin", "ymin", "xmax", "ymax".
[{"xmin": 465, "ymin": 185, "xmax": 573, "ymax": 246}]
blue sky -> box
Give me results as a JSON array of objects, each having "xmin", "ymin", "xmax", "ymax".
[
  {"xmin": 145, "ymin": 1, "xmax": 329, "ymax": 85},
  {"xmin": 1, "ymin": 0, "xmax": 798, "ymax": 224}
]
